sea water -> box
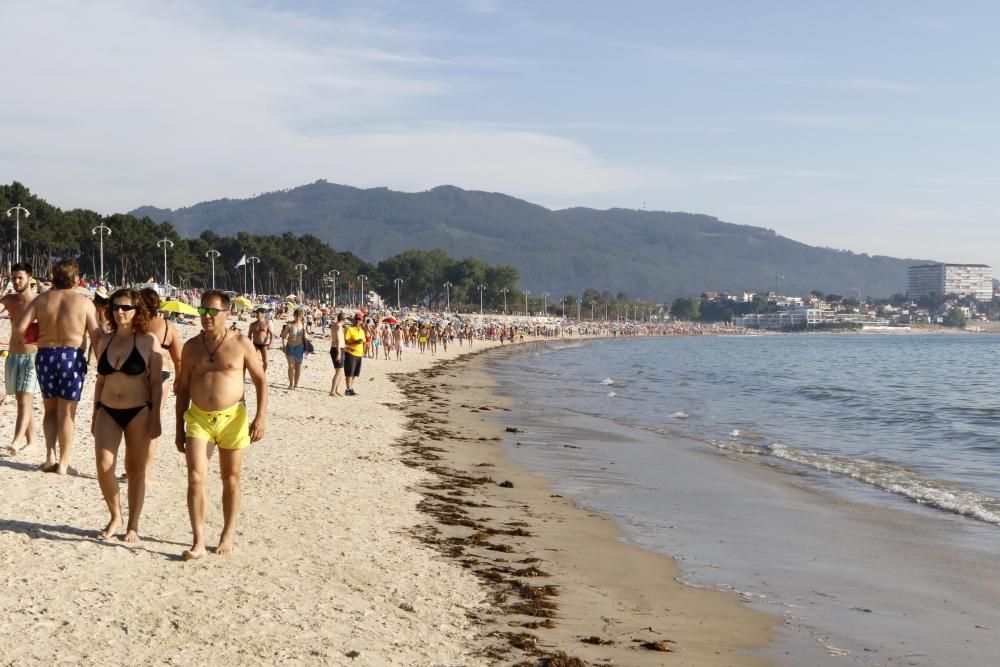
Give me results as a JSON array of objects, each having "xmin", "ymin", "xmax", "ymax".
[{"xmin": 486, "ymin": 334, "xmax": 1000, "ymax": 665}]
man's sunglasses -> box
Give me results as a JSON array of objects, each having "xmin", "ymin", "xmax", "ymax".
[
  {"xmin": 197, "ymin": 306, "xmax": 223, "ymax": 317},
  {"xmin": 110, "ymin": 304, "xmax": 136, "ymax": 312}
]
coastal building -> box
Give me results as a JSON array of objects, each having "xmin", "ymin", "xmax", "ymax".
[{"xmin": 907, "ymin": 264, "xmax": 992, "ymax": 301}]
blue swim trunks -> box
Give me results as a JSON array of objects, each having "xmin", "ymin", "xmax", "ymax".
[
  {"xmin": 35, "ymin": 347, "xmax": 88, "ymax": 401},
  {"xmin": 5, "ymin": 352, "xmax": 38, "ymax": 395}
]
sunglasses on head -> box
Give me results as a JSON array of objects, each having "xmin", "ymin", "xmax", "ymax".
[
  {"xmin": 197, "ymin": 306, "xmax": 222, "ymax": 317},
  {"xmin": 111, "ymin": 304, "xmax": 136, "ymax": 312}
]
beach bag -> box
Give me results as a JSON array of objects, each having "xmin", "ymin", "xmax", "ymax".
[{"xmin": 304, "ymin": 338, "xmax": 315, "ymax": 355}]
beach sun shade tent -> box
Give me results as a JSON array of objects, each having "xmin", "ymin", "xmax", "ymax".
[{"xmin": 160, "ymin": 301, "xmax": 199, "ymax": 316}]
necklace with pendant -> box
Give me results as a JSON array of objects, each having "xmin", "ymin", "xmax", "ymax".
[{"xmin": 202, "ymin": 330, "xmax": 228, "ymax": 362}]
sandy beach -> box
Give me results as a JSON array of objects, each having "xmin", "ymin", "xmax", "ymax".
[{"xmin": 0, "ymin": 318, "xmax": 773, "ymax": 665}]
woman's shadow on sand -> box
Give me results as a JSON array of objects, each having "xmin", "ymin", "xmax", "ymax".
[{"xmin": 0, "ymin": 517, "xmax": 189, "ymax": 560}]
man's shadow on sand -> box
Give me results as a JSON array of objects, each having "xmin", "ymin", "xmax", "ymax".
[{"xmin": 0, "ymin": 518, "xmax": 189, "ymax": 561}]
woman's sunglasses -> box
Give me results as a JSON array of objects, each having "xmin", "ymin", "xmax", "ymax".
[
  {"xmin": 197, "ymin": 306, "xmax": 222, "ymax": 317},
  {"xmin": 111, "ymin": 304, "xmax": 136, "ymax": 312}
]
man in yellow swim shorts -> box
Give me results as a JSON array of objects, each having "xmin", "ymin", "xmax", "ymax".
[{"xmin": 174, "ymin": 290, "xmax": 268, "ymax": 560}]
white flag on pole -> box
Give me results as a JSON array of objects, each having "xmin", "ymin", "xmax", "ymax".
[{"xmin": 235, "ymin": 254, "xmax": 247, "ymax": 268}]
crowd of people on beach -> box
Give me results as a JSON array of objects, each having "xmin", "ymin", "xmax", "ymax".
[{"xmin": 1, "ymin": 259, "xmax": 751, "ymax": 558}]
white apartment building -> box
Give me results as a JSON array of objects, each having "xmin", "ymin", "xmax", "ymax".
[{"xmin": 907, "ymin": 264, "xmax": 992, "ymax": 301}]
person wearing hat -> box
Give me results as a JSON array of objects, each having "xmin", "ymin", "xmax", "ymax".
[{"xmin": 342, "ymin": 313, "xmax": 366, "ymax": 396}]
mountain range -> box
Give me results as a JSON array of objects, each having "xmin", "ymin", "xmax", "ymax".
[{"xmin": 132, "ymin": 180, "xmax": 927, "ymax": 299}]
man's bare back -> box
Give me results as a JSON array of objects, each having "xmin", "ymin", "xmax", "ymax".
[{"xmin": 21, "ymin": 289, "xmax": 99, "ymax": 350}]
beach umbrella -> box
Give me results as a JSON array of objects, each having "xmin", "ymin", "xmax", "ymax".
[
  {"xmin": 233, "ymin": 296, "xmax": 253, "ymax": 309},
  {"xmin": 160, "ymin": 301, "xmax": 199, "ymax": 316},
  {"xmin": 383, "ymin": 316, "xmax": 398, "ymax": 324},
  {"xmin": 286, "ymin": 293, "xmax": 297, "ymax": 299}
]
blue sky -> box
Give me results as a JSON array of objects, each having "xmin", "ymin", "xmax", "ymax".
[{"xmin": 3, "ymin": 1, "xmax": 999, "ymax": 267}]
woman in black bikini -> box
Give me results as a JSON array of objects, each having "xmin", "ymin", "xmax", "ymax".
[
  {"xmin": 91, "ymin": 288, "xmax": 163, "ymax": 543},
  {"xmin": 139, "ymin": 288, "xmax": 182, "ymax": 481}
]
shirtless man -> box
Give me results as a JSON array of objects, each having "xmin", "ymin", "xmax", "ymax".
[
  {"xmin": 175, "ymin": 290, "xmax": 267, "ymax": 559},
  {"xmin": 247, "ymin": 309, "xmax": 273, "ymax": 373},
  {"xmin": 1, "ymin": 263, "xmax": 39, "ymax": 455},
  {"xmin": 14, "ymin": 260, "xmax": 100, "ymax": 474}
]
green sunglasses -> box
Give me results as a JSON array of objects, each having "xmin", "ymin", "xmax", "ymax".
[{"xmin": 197, "ymin": 306, "xmax": 223, "ymax": 317}]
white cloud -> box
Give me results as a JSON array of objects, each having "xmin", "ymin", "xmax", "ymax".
[{"xmin": 0, "ymin": 1, "xmax": 651, "ymax": 212}]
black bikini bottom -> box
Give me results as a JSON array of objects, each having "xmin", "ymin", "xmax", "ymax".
[{"xmin": 96, "ymin": 402, "xmax": 152, "ymax": 429}]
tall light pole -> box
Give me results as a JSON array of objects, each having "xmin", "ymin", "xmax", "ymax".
[
  {"xmin": 5, "ymin": 204, "xmax": 29, "ymax": 263},
  {"xmin": 394, "ymin": 278, "xmax": 404, "ymax": 309},
  {"xmin": 524, "ymin": 290, "xmax": 530, "ymax": 317},
  {"xmin": 248, "ymin": 256, "xmax": 261, "ymax": 297},
  {"xmin": 91, "ymin": 223, "xmax": 112, "ymax": 284},
  {"xmin": 205, "ymin": 249, "xmax": 220, "ymax": 289},
  {"xmin": 294, "ymin": 263, "xmax": 308, "ymax": 299},
  {"xmin": 478, "ymin": 283, "xmax": 486, "ymax": 315},
  {"xmin": 501, "ymin": 287, "xmax": 509, "ymax": 315},
  {"xmin": 443, "ymin": 281, "xmax": 453, "ymax": 312},
  {"xmin": 157, "ymin": 238, "xmax": 174, "ymax": 287},
  {"xmin": 561, "ymin": 298, "xmax": 566, "ymax": 319},
  {"xmin": 329, "ymin": 269, "xmax": 340, "ymax": 307},
  {"xmin": 542, "ymin": 292, "xmax": 549, "ymax": 315},
  {"xmin": 357, "ymin": 274, "xmax": 368, "ymax": 308}
]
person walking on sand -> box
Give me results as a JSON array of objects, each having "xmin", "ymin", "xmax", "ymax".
[
  {"xmin": 248, "ymin": 308, "xmax": 273, "ymax": 373},
  {"xmin": 92, "ymin": 289, "xmax": 162, "ymax": 543},
  {"xmin": 13, "ymin": 259, "xmax": 100, "ymax": 474},
  {"xmin": 342, "ymin": 313, "xmax": 365, "ymax": 396},
  {"xmin": 329, "ymin": 311, "xmax": 345, "ymax": 397},
  {"xmin": 1, "ymin": 263, "xmax": 39, "ymax": 455},
  {"xmin": 175, "ymin": 290, "xmax": 267, "ymax": 559},
  {"xmin": 139, "ymin": 288, "xmax": 183, "ymax": 481},
  {"xmin": 280, "ymin": 308, "xmax": 307, "ymax": 390}
]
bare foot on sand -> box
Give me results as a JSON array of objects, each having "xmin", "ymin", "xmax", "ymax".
[
  {"xmin": 122, "ymin": 530, "xmax": 141, "ymax": 544},
  {"xmin": 182, "ymin": 545, "xmax": 207, "ymax": 561},
  {"xmin": 98, "ymin": 518, "xmax": 122, "ymax": 540},
  {"xmin": 3, "ymin": 446, "xmax": 16, "ymax": 456},
  {"xmin": 216, "ymin": 536, "xmax": 236, "ymax": 556},
  {"xmin": 39, "ymin": 461, "xmax": 58, "ymax": 473}
]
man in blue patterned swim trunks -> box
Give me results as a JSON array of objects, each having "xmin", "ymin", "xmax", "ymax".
[
  {"xmin": 0, "ymin": 263, "xmax": 39, "ymax": 455},
  {"xmin": 14, "ymin": 260, "xmax": 100, "ymax": 474}
]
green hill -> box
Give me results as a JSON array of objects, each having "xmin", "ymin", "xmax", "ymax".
[{"xmin": 132, "ymin": 180, "xmax": 927, "ymax": 298}]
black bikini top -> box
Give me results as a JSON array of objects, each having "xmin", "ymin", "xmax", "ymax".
[{"xmin": 97, "ymin": 333, "xmax": 147, "ymax": 376}]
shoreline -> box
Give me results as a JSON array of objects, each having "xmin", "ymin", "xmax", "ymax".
[{"xmin": 390, "ymin": 340, "xmax": 776, "ymax": 665}]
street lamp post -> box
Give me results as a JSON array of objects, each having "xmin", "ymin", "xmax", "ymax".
[
  {"xmin": 248, "ymin": 256, "xmax": 261, "ymax": 297},
  {"xmin": 205, "ymin": 249, "xmax": 220, "ymax": 289},
  {"xmin": 478, "ymin": 283, "xmax": 486, "ymax": 315},
  {"xmin": 561, "ymin": 298, "xmax": 566, "ymax": 319},
  {"xmin": 542, "ymin": 292, "xmax": 549, "ymax": 315},
  {"xmin": 357, "ymin": 274, "xmax": 368, "ymax": 308},
  {"xmin": 329, "ymin": 269, "xmax": 340, "ymax": 307},
  {"xmin": 91, "ymin": 223, "xmax": 112, "ymax": 284},
  {"xmin": 443, "ymin": 281, "xmax": 453, "ymax": 312},
  {"xmin": 501, "ymin": 288, "xmax": 509, "ymax": 315},
  {"xmin": 524, "ymin": 290, "xmax": 530, "ymax": 317},
  {"xmin": 295, "ymin": 264, "xmax": 308, "ymax": 299},
  {"xmin": 156, "ymin": 238, "xmax": 174, "ymax": 287},
  {"xmin": 5, "ymin": 204, "xmax": 29, "ymax": 263},
  {"xmin": 394, "ymin": 278, "xmax": 404, "ymax": 309}
]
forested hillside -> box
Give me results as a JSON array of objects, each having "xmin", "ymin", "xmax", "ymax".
[{"xmin": 133, "ymin": 180, "xmax": 929, "ymax": 298}]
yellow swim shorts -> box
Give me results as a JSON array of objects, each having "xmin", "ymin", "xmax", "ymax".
[{"xmin": 183, "ymin": 401, "xmax": 251, "ymax": 450}]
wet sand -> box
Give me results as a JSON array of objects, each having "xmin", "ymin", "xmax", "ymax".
[{"xmin": 392, "ymin": 343, "xmax": 775, "ymax": 665}]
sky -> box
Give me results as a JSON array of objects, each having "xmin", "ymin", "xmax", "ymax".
[{"xmin": 3, "ymin": 0, "xmax": 1000, "ymax": 266}]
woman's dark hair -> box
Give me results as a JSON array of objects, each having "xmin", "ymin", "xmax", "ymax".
[
  {"xmin": 108, "ymin": 288, "xmax": 150, "ymax": 334},
  {"xmin": 139, "ymin": 287, "xmax": 161, "ymax": 317}
]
